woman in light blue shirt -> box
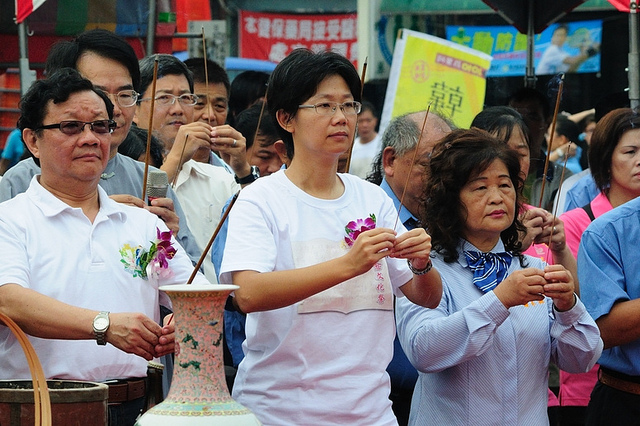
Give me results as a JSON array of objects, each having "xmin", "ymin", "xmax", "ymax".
[{"xmin": 396, "ymin": 128, "xmax": 602, "ymax": 425}]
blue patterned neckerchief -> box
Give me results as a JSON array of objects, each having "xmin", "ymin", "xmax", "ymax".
[{"xmin": 464, "ymin": 251, "xmax": 514, "ymax": 293}]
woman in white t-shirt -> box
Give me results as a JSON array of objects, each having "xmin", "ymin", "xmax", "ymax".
[{"xmin": 219, "ymin": 48, "xmax": 442, "ymax": 426}]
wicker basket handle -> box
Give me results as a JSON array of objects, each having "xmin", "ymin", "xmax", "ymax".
[{"xmin": 0, "ymin": 312, "xmax": 51, "ymax": 426}]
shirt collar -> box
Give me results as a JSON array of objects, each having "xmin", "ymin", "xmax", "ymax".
[
  {"xmin": 27, "ymin": 175, "xmax": 126, "ymax": 223},
  {"xmin": 457, "ymin": 238, "xmax": 507, "ymax": 267},
  {"xmin": 380, "ymin": 178, "xmax": 418, "ymax": 229}
]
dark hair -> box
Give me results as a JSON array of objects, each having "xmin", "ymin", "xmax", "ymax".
[
  {"xmin": 183, "ymin": 58, "xmax": 230, "ymax": 96},
  {"xmin": 228, "ymin": 70, "xmax": 270, "ymax": 126},
  {"xmin": 360, "ymin": 100, "xmax": 377, "ymax": 116},
  {"xmin": 471, "ymin": 106, "xmax": 531, "ymax": 148},
  {"xmin": 507, "ymin": 87, "xmax": 551, "ymax": 121},
  {"xmin": 267, "ymin": 49, "xmax": 361, "ymax": 160},
  {"xmin": 139, "ymin": 54, "xmax": 194, "ymax": 96},
  {"xmin": 235, "ymin": 101, "xmax": 279, "ymax": 150},
  {"xmin": 45, "ymin": 29, "xmax": 141, "ymax": 92},
  {"xmin": 118, "ymin": 125, "xmax": 164, "ymax": 168},
  {"xmin": 579, "ymin": 113, "xmax": 596, "ymax": 131},
  {"xmin": 554, "ymin": 24, "xmax": 569, "ymax": 34},
  {"xmin": 424, "ymin": 128, "xmax": 525, "ymax": 263},
  {"xmin": 554, "ymin": 115, "xmax": 581, "ymax": 142},
  {"xmin": 589, "ymin": 108, "xmax": 640, "ymax": 193},
  {"xmin": 18, "ymin": 68, "xmax": 113, "ymax": 132}
]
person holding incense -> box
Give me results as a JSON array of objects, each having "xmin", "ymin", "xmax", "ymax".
[
  {"xmin": 183, "ymin": 57, "xmax": 261, "ymax": 178},
  {"xmin": 508, "ymin": 87, "xmax": 573, "ymax": 210},
  {"xmin": 219, "ymin": 48, "xmax": 442, "ymax": 425},
  {"xmin": 0, "ymin": 29, "xmax": 202, "ymax": 267},
  {"xmin": 0, "ymin": 68, "xmax": 209, "ymax": 426},
  {"xmin": 471, "ymin": 106, "xmax": 575, "ymax": 272},
  {"xmin": 395, "ymin": 128, "xmax": 601, "ymax": 425},
  {"xmin": 366, "ymin": 109, "xmax": 451, "ymax": 426},
  {"xmin": 135, "ymin": 54, "xmax": 240, "ymax": 283}
]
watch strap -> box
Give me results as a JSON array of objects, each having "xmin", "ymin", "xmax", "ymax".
[{"xmin": 235, "ymin": 165, "xmax": 260, "ymax": 185}]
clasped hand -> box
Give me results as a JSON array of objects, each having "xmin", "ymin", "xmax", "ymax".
[
  {"xmin": 346, "ymin": 227, "xmax": 432, "ymax": 276},
  {"xmin": 519, "ymin": 208, "xmax": 567, "ymax": 253},
  {"xmin": 493, "ymin": 264, "xmax": 575, "ymax": 311}
]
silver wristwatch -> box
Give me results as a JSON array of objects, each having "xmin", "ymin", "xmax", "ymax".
[{"xmin": 92, "ymin": 311, "xmax": 110, "ymax": 346}]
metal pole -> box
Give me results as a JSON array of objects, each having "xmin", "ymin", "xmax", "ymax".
[
  {"xmin": 17, "ymin": 22, "xmax": 36, "ymax": 96},
  {"xmin": 146, "ymin": 0, "xmax": 156, "ymax": 56},
  {"xmin": 525, "ymin": 0, "xmax": 537, "ymax": 88},
  {"xmin": 629, "ymin": 0, "xmax": 639, "ymax": 109}
]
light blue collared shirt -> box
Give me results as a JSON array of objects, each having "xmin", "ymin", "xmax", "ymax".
[
  {"xmin": 397, "ymin": 239, "xmax": 602, "ymax": 425},
  {"xmin": 579, "ymin": 195, "xmax": 640, "ymax": 376},
  {"xmin": 380, "ymin": 178, "xmax": 418, "ymax": 230}
]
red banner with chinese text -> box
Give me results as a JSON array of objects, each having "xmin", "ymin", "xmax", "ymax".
[{"xmin": 239, "ymin": 10, "xmax": 358, "ymax": 67}]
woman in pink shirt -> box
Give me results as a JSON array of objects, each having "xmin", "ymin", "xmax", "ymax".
[{"xmin": 558, "ymin": 107, "xmax": 640, "ymax": 425}]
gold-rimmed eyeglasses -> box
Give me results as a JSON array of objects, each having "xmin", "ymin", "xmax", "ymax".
[
  {"xmin": 298, "ymin": 101, "xmax": 362, "ymax": 116},
  {"xmin": 139, "ymin": 93, "xmax": 199, "ymax": 107}
]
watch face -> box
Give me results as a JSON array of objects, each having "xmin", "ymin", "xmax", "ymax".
[{"xmin": 94, "ymin": 317, "xmax": 109, "ymax": 331}]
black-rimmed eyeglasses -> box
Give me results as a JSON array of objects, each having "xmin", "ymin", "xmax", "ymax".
[
  {"xmin": 35, "ymin": 120, "xmax": 117, "ymax": 135},
  {"xmin": 298, "ymin": 101, "xmax": 362, "ymax": 116}
]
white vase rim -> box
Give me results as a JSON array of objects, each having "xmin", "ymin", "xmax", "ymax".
[{"xmin": 159, "ymin": 283, "xmax": 239, "ymax": 292}]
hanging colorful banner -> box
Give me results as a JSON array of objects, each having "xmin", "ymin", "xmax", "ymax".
[
  {"xmin": 238, "ymin": 10, "xmax": 358, "ymax": 66},
  {"xmin": 446, "ymin": 20, "xmax": 602, "ymax": 77},
  {"xmin": 380, "ymin": 29, "xmax": 492, "ymax": 131}
]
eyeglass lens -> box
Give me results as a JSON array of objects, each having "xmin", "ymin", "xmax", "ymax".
[{"xmin": 58, "ymin": 120, "xmax": 115, "ymax": 135}]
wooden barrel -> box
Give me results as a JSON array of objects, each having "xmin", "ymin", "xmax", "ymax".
[{"xmin": 0, "ymin": 380, "xmax": 108, "ymax": 426}]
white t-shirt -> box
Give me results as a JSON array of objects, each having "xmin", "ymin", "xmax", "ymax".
[
  {"xmin": 220, "ymin": 170, "xmax": 412, "ymax": 425},
  {"xmin": 537, "ymin": 44, "xmax": 570, "ymax": 75},
  {"xmin": 0, "ymin": 176, "xmax": 208, "ymax": 381},
  {"xmin": 348, "ymin": 134, "xmax": 382, "ymax": 179},
  {"xmin": 173, "ymin": 159, "xmax": 240, "ymax": 283}
]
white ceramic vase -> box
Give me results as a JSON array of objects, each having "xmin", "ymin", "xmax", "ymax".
[{"xmin": 135, "ymin": 284, "xmax": 261, "ymax": 425}]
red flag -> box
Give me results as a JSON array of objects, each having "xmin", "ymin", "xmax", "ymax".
[
  {"xmin": 607, "ymin": 0, "xmax": 632, "ymax": 12},
  {"xmin": 15, "ymin": 0, "xmax": 46, "ymax": 24}
]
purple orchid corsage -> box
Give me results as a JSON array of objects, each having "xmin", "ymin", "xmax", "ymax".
[
  {"xmin": 344, "ymin": 214, "xmax": 377, "ymax": 247},
  {"xmin": 120, "ymin": 227, "xmax": 177, "ymax": 280}
]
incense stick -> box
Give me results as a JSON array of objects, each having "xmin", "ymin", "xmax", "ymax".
[
  {"xmin": 202, "ymin": 27, "xmax": 211, "ymax": 126},
  {"xmin": 142, "ymin": 55, "xmax": 159, "ymax": 200},
  {"xmin": 171, "ymin": 133, "xmax": 189, "ymax": 188},
  {"xmin": 246, "ymin": 97, "xmax": 267, "ymax": 164},
  {"xmin": 545, "ymin": 141, "xmax": 572, "ymax": 263},
  {"xmin": 344, "ymin": 57, "xmax": 368, "ymax": 173},
  {"xmin": 394, "ymin": 104, "xmax": 431, "ymax": 231},
  {"xmin": 187, "ymin": 190, "xmax": 240, "ymax": 284},
  {"xmin": 537, "ymin": 74, "xmax": 564, "ymax": 208}
]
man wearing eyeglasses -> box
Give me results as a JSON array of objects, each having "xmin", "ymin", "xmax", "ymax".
[
  {"xmin": 136, "ymin": 55, "xmax": 259, "ymax": 186},
  {"xmin": 0, "ymin": 68, "xmax": 209, "ymax": 426},
  {"xmin": 135, "ymin": 55, "xmax": 209, "ymax": 183},
  {"xmin": 0, "ymin": 29, "xmax": 203, "ymax": 271},
  {"xmin": 135, "ymin": 54, "xmax": 241, "ymax": 284}
]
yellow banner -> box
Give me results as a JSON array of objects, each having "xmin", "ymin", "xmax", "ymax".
[{"xmin": 381, "ymin": 30, "xmax": 492, "ymax": 130}]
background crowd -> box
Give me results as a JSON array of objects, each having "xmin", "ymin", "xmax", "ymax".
[{"xmin": 0, "ymin": 27, "xmax": 638, "ymax": 426}]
